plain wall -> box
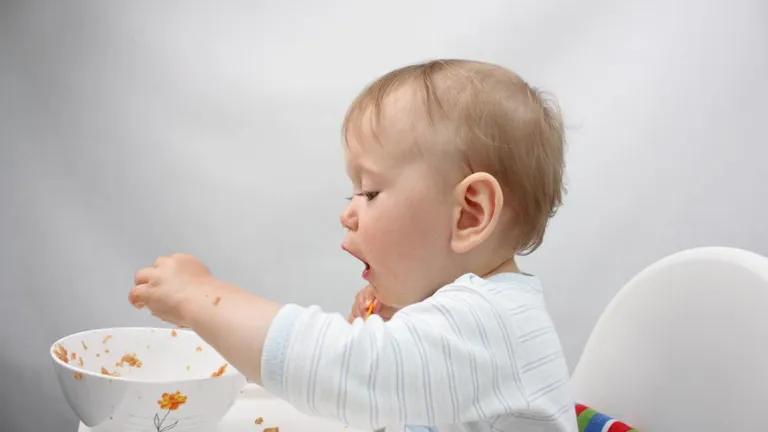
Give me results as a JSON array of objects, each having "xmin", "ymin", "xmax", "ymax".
[{"xmin": 1, "ymin": 0, "xmax": 766, "ymax": 430}]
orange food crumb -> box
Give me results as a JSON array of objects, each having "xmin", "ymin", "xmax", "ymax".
[
  {"xmin": 171, "ymin": 329, "xmax": 178, "ymax": 337},
  {"xmin": 116, "ymin": 353, "xmax": 143, "ymax": 368},
  {"xmin": 254, "ymin": 417, "xmax": 264, "ymax": 425},
  {"xmin": 211, "ymin": 363, "xmax": 228, "ymax": 377},
  {"xmin": 54, "ymin": 344, "xmax": 69, "ymax": 363},
  {"xmin": 102, "ymin": 335, "xmax": 112, "ymax": 344},
  {"xmin": 195, "ymin": 346, "xmax": 202, "ymax": 352},
  {"xmin": 365, "ymin": 298, "xmax": 378, "ymax": 318},
  {"xmin": 263, "ymin": 428, "xmax": 279, "ymax": 432},
  {"xmin": 100, "ymin": 367, "xmax": 119, "ymax": 377},
  {"xmin": 70, "ymin": 352, "xmax": 77, "ymax": 360},
  {"xmin": 73, "ymin": 372, "xmax": 83, "ymax": 380},
  {"xmin": 213, "ymin": 296, "xmax": 221, "ymax": 306}
]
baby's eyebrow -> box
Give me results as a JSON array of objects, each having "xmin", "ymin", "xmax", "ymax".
[
  {"xmin": 346, "ymin": 161, "xmax": 385, "ymax": 183},
  {"xmin": 361, "ymin": 165, "xmax": 383, "ymax": 177}
]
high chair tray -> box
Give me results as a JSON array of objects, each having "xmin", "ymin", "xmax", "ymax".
[{"xmin": 77, "ymin": 383, "xmax": 368, "ymax": 432}]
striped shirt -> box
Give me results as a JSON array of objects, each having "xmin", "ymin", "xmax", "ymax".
[{"xmin": 261, "ymin": 272, "xmax": 577, "ymax": 432}]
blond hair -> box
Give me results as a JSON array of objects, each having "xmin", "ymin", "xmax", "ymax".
[{"xmin": 342, "ymin": 59, "xmax": 565, "ymax": 254}]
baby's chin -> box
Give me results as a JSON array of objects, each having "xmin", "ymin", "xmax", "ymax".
[{"xmin": 367, "ymin": 284, "xmax": 401, "ymax": 308}]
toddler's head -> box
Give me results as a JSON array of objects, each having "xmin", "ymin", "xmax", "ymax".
[{"xmin": 340, "ymin": 59, "xmax": 564, "ymax": 308}]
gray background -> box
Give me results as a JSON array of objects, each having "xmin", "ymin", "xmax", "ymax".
[{"xmin": 1, "ymin": 0, "xmax": 766, "ymax": 430}]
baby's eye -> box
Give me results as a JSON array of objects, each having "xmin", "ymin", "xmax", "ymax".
[{"xmin": 345, "ymin": 191, "xmax": 380, "ymax": 201}]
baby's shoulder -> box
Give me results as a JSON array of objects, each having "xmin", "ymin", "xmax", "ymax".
[
  {"xmin": 396, "ymin": 272, "xmax": 546, "ymax": 322},
  {"xmin": 435, "ymin": 272, "xmax": 544, "ymax": 302}
]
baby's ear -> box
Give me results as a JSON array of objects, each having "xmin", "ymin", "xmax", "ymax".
[{"xmin": 450, "ymin": 172, "xmax": 504, "ymax": 254}]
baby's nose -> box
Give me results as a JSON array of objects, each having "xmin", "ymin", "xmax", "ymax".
[{"xmin": 340, "ymin": 206, "xmax": 358, "ymax": 231}]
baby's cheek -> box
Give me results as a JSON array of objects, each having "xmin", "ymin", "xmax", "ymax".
[{"xmin": 366, "ymin": 212, "xmax": 403, "ymax": 247}]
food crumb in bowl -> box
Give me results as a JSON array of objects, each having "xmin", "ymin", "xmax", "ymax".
[
  {"xmin": 211, "ymin": 363, "xmax": 228, "ymax": 377},
  {"xmin": 70, "ymin": 352, "xmax": 77, "ymax": 360},
  {"xmin": 102, "ymin": 335, "xmax": 112, "ymax": 344},
  {"xmin": 101, "ymin": 367, "xmax": 120, "ymax": 377},
  {"xmin": 104, "ymin": 349, "xmax": 110, "ymax": 354},
  {"xmin": 96, "ymin": 353, "xmax": 101, "ymax": 358},
  {"xmin": 195, "ymin": 346, "xmax": 202, "ymax": 352},
  {"xmin": 54, "ymin": 344, "xmax": 69, "ymax": 363},
  {"xmin": 254, "ymin": 417, "xmax": 263, "ymax": 424},
  {"xmin": 116, "ymin": 353, "xmax": 143, "ymax": 368},
  {"xmin": 81, "ymin": 341, "xmax": 88, "ymax": 350},
  {"xmin": 78, "ymin": 357, "xmax": 84, "ymax": 367},
  {"xmin": 171, "ymin": 329, "xmax": 178, "ymax": 337},
  {"xmin": 73, "ymin": 372, "xmax": 83, "ymax": 380},
  {"xmin": 213, "ymin": 296, "xmax": 221, "ymax": 306},
  {"xmin": 263, "ymin": 427, "xmax": 279, "ymax": 432}
]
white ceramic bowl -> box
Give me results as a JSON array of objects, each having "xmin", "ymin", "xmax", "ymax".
[{"xmin": 51, "ymin": 327, "xmax": 246, "ymax": 432}]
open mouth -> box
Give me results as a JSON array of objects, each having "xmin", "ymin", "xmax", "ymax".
[{"xmin": 342, "ymin": 244, "xmax": 371, "ymax": 280}]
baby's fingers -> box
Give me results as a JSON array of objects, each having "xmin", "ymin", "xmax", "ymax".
[
  {"xmin": 134, "ymin": 267, "xmax": 157, "ymax": 286},
  {"xmin": 129, "ymin": 283, "xmax": 150, "ymax": 309},
  {"xmin": 347, "ymin": 289, "xmax": 370, "ymax": 322},
  {"xmin": 347, "ymin": 298, "xmax": 364, "ymax": 323}
]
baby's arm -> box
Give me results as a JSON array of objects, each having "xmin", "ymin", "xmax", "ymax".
[
  {"xmin": 129, "ymin": 254, "xmax": 281, "ymax": 383},
  {"xmin": 264, "ymin": 287, "xmax": 542, "ymax": 429}
]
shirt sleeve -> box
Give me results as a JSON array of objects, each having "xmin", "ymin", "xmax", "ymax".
[{"xmin": 260, "ymin": 286, "xmax": 535, "ymax": 430}]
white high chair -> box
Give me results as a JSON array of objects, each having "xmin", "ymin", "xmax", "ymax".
[{"xmin": 570, "ymin": 247, "xmax": 768, "ymax": 430}]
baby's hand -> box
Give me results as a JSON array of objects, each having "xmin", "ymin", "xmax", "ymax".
[
  {"xmin": 347, "ymin": 285, "xmax": 398, "ymax": 323},
  {"xmin": 129, "ymin": 253, "xmax": 225, "ymax": 327}
]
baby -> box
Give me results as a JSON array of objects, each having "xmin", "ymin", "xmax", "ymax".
[{"xmin": 130, "ymin": 59, "xmax": 576, "ymax": 431}]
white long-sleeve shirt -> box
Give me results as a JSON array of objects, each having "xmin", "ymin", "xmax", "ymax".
[{"xmin": 261, "ymin": 272, "xmax": 577, "ymax": 432}]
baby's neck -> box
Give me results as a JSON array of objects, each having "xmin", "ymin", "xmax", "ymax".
[{"xmin": 480, "ymin": 257, "xmax": 520, "ymax": 278}]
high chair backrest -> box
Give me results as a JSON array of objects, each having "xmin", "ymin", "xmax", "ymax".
[{"xmin": 570, "ymin": 247, "xmax": 768, "ymax": 430}]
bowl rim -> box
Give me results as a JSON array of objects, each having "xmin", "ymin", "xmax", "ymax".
[{"xmin": 50, "ymin": 326, "xmax": 245, "ymax": 384}]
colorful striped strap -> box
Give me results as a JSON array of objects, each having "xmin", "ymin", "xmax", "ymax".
[{"xmin": 575, "ymin": 403, "xmax": 637, "ymax": 432}]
